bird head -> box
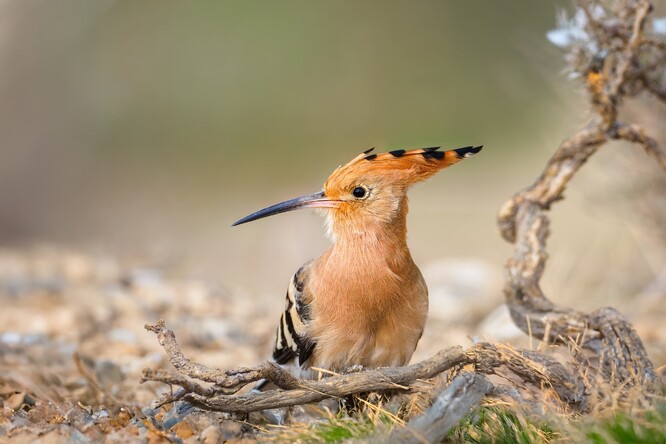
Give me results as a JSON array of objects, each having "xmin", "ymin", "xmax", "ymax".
[{"xmin": 232, "ymin": 146, "xmax": 482, "ymax": 237}]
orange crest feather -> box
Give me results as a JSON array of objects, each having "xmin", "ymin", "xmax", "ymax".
[{"xmin": 325, "ymin": 146, "xmax": 482, "ymax": 191}]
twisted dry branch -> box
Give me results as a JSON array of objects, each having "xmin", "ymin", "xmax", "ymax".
[
  {"xmin": 142, "ymin": 320, "xmax": 584, "ymax": 414},
  {"xmin": 497, "ymin": 0, "xmax": 664, "ymax": 389}
]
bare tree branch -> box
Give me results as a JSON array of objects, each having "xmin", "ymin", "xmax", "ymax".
[
  {"xmin": 497, "ymin": 0, "xmax": 662, "ymax": 390},
  {"xmin": 142, "ymin": 321, "xmax": 584, "ymax": 414}
]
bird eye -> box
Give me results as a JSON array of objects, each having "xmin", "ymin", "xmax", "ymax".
[{"xmin": 352, "ymin": 186, "xmax": 368, "ymax": 199}]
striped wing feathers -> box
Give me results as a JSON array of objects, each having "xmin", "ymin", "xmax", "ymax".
[{"xmin": 273, "ymin": 262, "xmax": 316, "ymax": 367}]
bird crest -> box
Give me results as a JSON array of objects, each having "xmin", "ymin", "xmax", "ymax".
[{"xmin": 325, "ymin": 145, "xmax": 483, "ymax": 192}]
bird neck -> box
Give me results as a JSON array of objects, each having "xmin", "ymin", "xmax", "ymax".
[
  {"xmin": 329, "ymin": 197, "xmax": 410, "ymax": 259},
  {"xmin": 315, "ymin": 197, "xmax": 420, "ymax": 306}
]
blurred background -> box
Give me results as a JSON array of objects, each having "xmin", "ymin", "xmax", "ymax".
[{"xmin": 0, "ymin": 0, "xmax": 664, "ymax": 365}]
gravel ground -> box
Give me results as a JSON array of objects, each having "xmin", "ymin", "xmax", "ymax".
[{"xmin": 0, "ymin": 247, "xmax": 664, "ymax": 442}]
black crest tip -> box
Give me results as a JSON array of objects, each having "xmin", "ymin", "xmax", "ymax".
[
  {"xmin": 363, "ymin": 147, "xmax": 375, "ymax": 154},
  {"xmin": 422, "ymin": 150, "xmax": 445, "ymax": 160},
  {"xmin": 364, "ymin": 153, "xmax": 378, "ymax": 161},
  {"xmin": 422, "ymin": 146, "xmax": 441, "ymax": 152},
  {"xmin": 389, "ymin": 149, "xmax": 406, "ymax": 157},
  {"xmin": 454, "ymin": 145, "xmax": 483, "ymax": 158}
]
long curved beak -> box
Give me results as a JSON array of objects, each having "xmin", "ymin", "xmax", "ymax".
[{"xmin": 232, "ymin": 190, "xmax": 338, "ymax": 226}]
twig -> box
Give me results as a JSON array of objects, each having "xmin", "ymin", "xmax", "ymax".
[
  {"xmin": 141, "ymin": 369, "xmax": 214, "ymax": 396},
  {"xmin": 143, "ymin": 321, "xmax": 584, "ymax": 414},
  {"xmin": 607, "ymin": 0, "xmax": 651, "ymax": 100},
  {"xmin": 611, "ymin": 122, "xmax": 666, "ymax": 169},
  {"xmin": 145, "ymin": 320, "xmax": 300, "ymax": 393}
]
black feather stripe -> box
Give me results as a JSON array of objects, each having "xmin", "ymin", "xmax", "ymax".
[
  {"xmin": 273, "ymin": 315, "xmax": 296, "ymax": 364},
  {"xmin": 453, "ymin": 145, "xmax": 483, "ymax": 158},
  {"xmin": 422, "ymin": 150, "xmax": 445, "ymax": 160},
  {"xmin": 283, "ymin": 310, "xmax": 301, "ymax": 347},
  {"xmin": 299, "ymin": 339, "xmax": 316, "ymax": 366},
  {"xmin": 273, "ymin": 345, "xmax": 295, "ymax": 364}
]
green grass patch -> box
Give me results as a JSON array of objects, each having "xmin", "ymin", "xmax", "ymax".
[
  {"xmin": 264, "ymin": 397, "xmax": 666, "ymax": 443},
  {"xmin": 585, "ymin": 405, "xmax": 666, "ymax": 444},
  {"xmin": 447, "ymin": 406, "xmax": 559, "ymax": 444},
  {"xmin": 266, "ymin": 411, "xmax": 382, "ymax": 443},
  {"xmin": 305, "ymin": 418, "xmax": 376, "ymax": 442}
]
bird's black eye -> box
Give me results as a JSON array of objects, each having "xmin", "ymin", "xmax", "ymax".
[{"xmin": 352, "ymin": 186, "xmax": 367, "ymax": 199}]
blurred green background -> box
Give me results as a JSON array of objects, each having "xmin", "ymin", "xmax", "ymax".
[{"xmin": 0, "ymin": 0, "xmax": 663, "ymax": 308}]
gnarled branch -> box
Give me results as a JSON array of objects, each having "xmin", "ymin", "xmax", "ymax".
[
  {"xmin": 142, "ymin": 321, "xmax": 583, "ymax": 414},
  {"xmin": 497, "ymin": 0, "xmax": 663, "ymax": 390}
]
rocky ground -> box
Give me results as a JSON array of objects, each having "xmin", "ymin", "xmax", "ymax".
[{"xmin": 0, "ymin": 247, "xmax": 664, "ymax": 443}]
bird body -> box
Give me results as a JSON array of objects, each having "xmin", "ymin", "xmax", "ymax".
[
  {"xmin": 302, "ymin": 220, "xmax": 428, "ymax": 371},
  {"xmin": 234, "ymin": 146, "xmax": 482, "ymax": 375}
]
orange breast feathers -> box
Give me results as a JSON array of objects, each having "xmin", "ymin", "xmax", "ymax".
[{"xmin": 305, "ymin": 230, "xmax": 429, "ymax": 371}]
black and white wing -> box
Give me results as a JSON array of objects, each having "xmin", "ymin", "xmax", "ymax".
[{"xmin": 272, "ymin": 261, "xmax": 316, "ymax": 367}]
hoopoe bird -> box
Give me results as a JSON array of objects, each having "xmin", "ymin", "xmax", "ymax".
[{"xmin": 233, "ymin": 146, "xmax": 482, "ymax": 376}]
